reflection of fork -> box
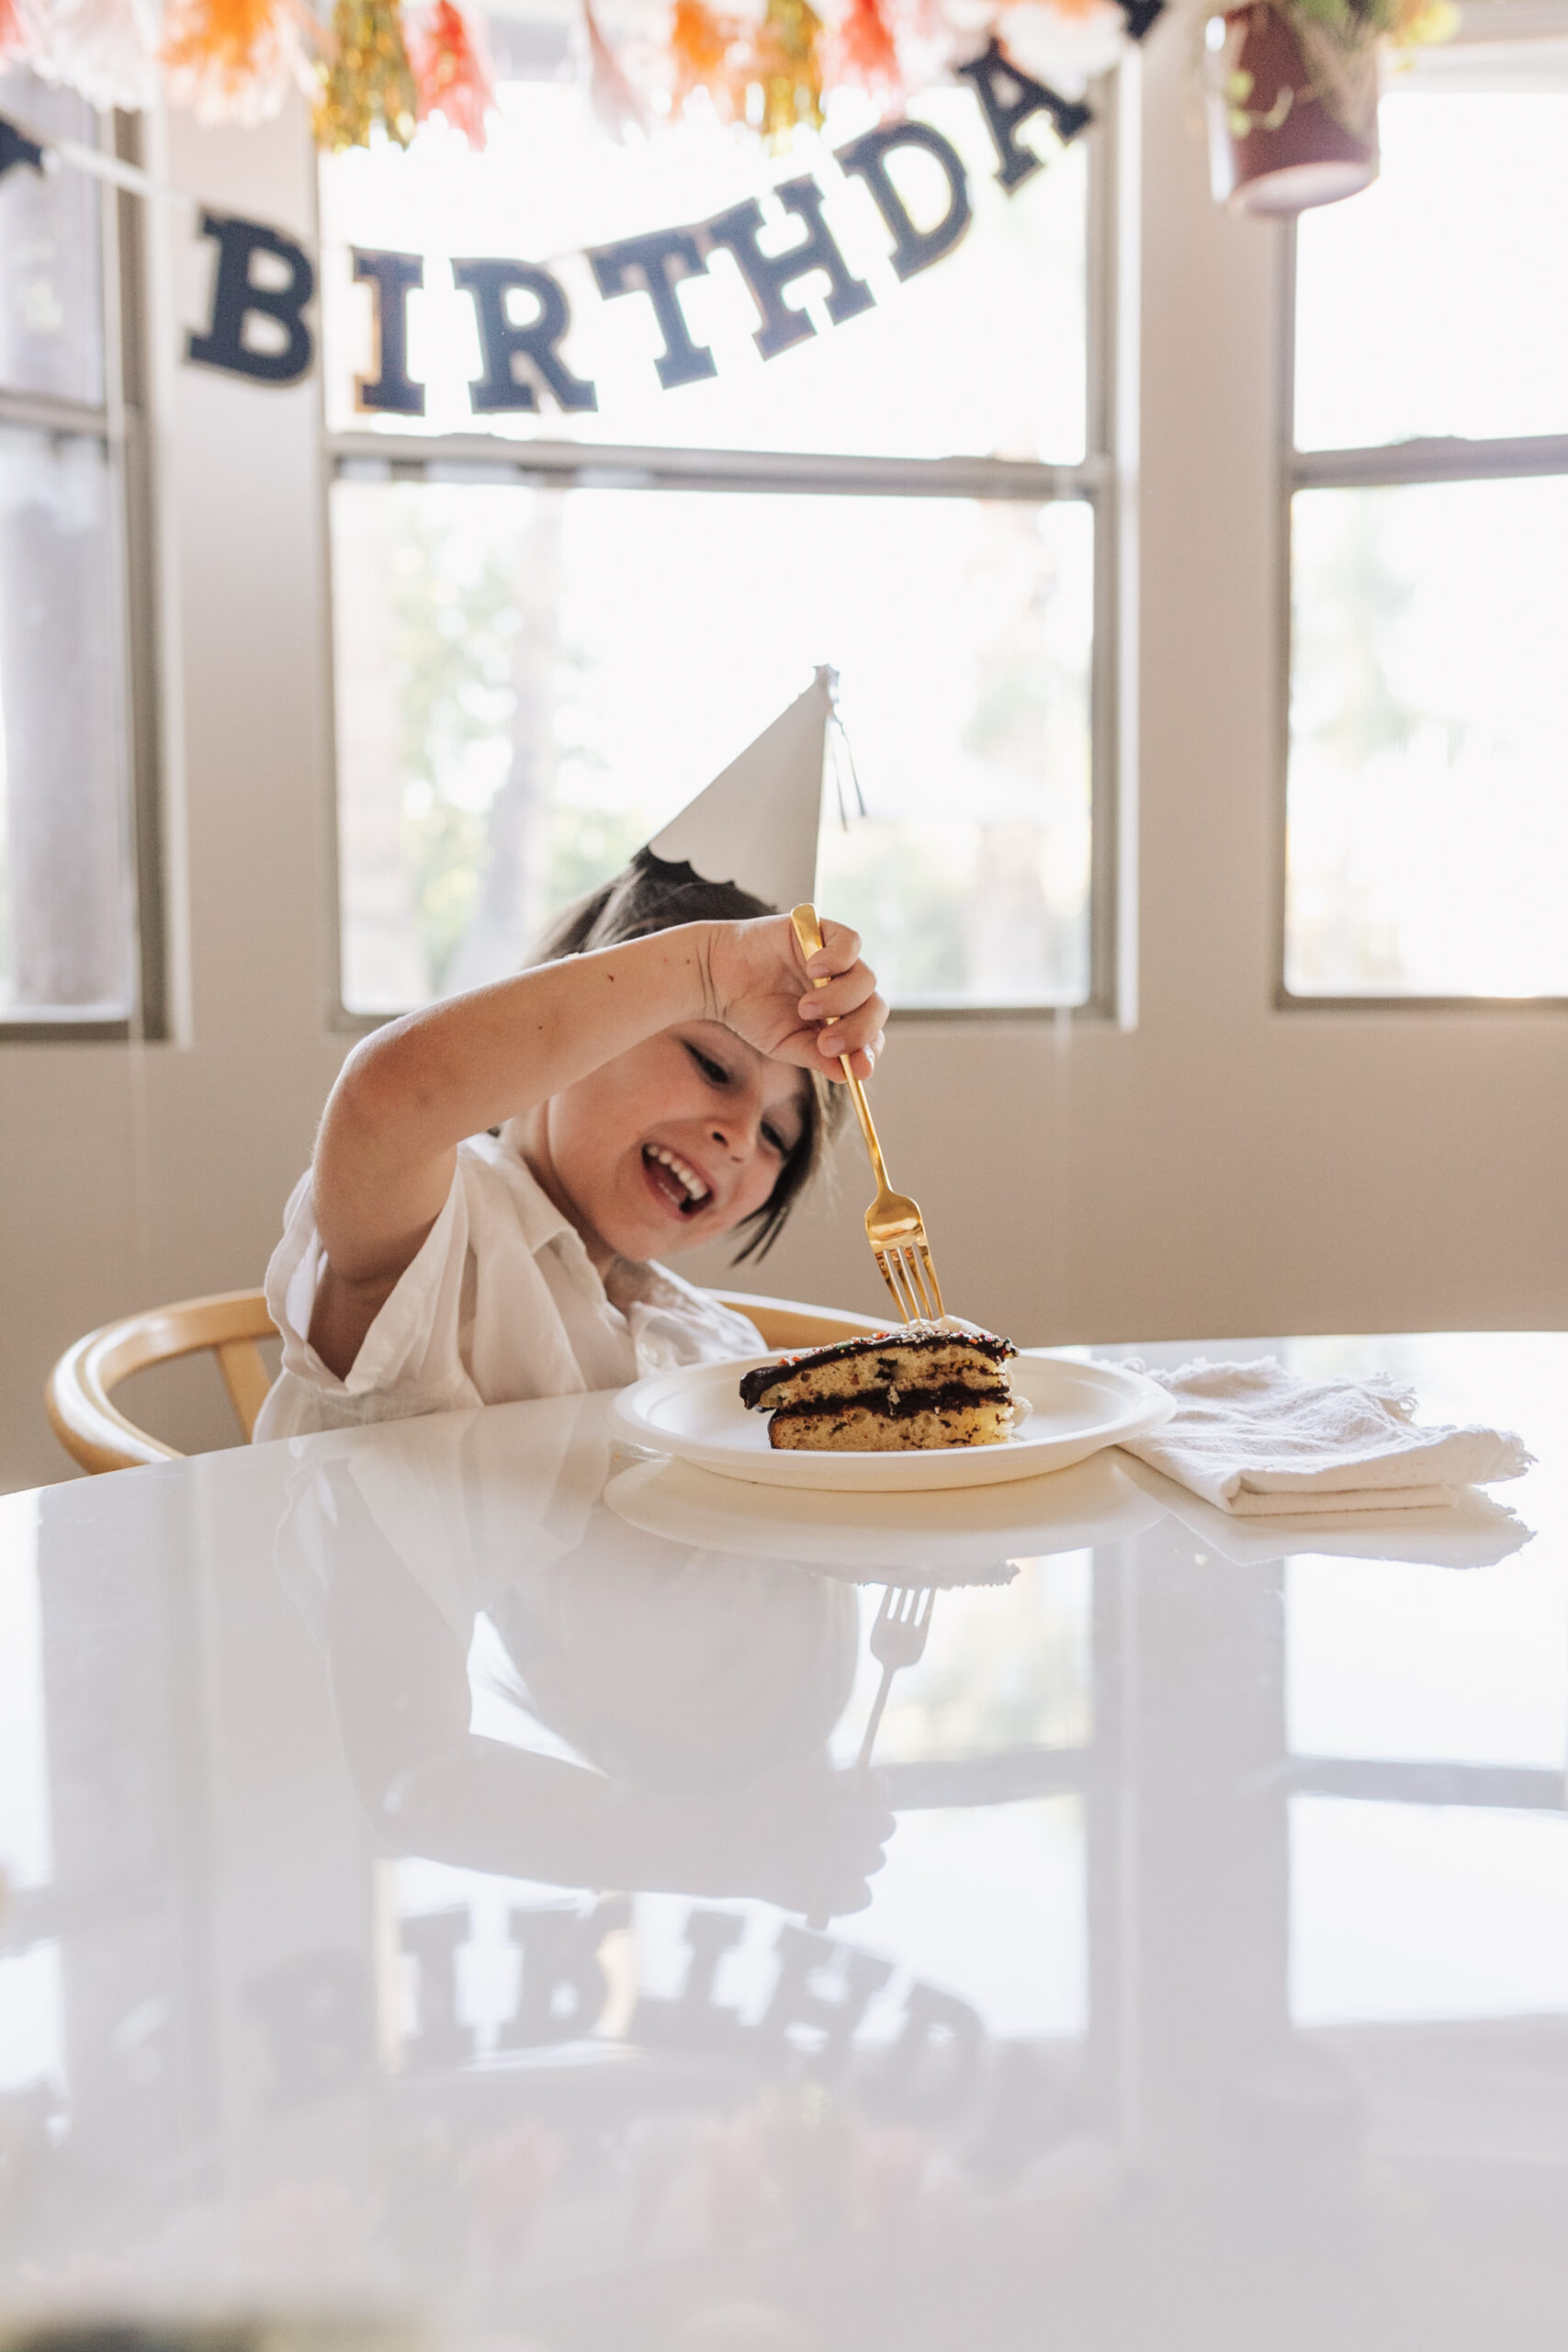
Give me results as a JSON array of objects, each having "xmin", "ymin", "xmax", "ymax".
[{"xmin": 857, "ymin": 1586, "xmax": 935, "ymax": 1770}]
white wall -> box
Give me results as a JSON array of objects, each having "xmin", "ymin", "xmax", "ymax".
[{"xmin": 3, "ymin": 30, "xmax": 1564, "ymax": 1494}]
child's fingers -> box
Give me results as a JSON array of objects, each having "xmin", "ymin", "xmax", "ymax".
[
  {"xmin": 800, "ymin": 917, "xmax": 863, "ymax": 981},
  {"xmin": 827, "ymin": 1031, "xmax": 884, "ymax": 1083},
  {"xmin": 815, "ymin": 1001, "xmax": 886, "ymax": 1080},
  {"xmin": 796, "ymin": 964, "xmax": 878, "ymax": 1023}
]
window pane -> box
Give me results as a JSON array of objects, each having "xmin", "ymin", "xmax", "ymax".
[
  {"xmin": 0, "ymin": 68, "xmax": 106, "ymax": 409},
  {"xmin": 0, "ymin": 428, "xmax": 135, "ymax": 1018},
  {"xmin": 1292, "ymin": 1797, "xmax": 1568, "ymax": 2025},
  {"xmin": 332, "ymin": 479, "xmax": 1092, "ymax": 1012},
  {"xmin": 1294, "ymin": 86, "xmax": 1568, "ymax": 452},
  {"xmin": 1286, "ymin": 477, "xmax": 1568, "ymax": 998},
  {"xmin": 321, "ymin": 79, "xmax": 1088, "ymax": 464}
]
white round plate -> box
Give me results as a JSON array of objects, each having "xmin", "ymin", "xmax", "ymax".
[
  {"xmin": 604, "ymin": 1444, "xmax": 1167, "ymax": 1579},
  {"xmin": 607, "ymin": 1350, "xmax": 1174, "ymax": 1494}
]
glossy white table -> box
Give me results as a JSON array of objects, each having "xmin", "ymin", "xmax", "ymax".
[{"xmin": 2, "ymin": 1334, "xmax": 1566, "ymax": 2352}]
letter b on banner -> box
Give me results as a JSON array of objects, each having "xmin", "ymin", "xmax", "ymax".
[{"xmin": 187, "ymin": 211, "xmax": 315, "ymax": 385}]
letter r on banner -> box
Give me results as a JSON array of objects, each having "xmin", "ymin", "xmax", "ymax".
[
  {"xmin": 453, "ymin": 258, "xmax": 598, "ymax": 413},
  {"xmin": 187, "ymin": 211, "xmax": 315, "ymax": 385}
]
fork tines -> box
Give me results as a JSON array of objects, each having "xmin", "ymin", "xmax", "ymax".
[{"xmin": 874, "ymin": 1239, "xmax": 945, "ymax": 1326}]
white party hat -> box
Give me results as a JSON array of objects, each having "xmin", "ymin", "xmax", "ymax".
[{"xmin": 647, "ymin": 666, "xmax": 834, "ymax": 911}]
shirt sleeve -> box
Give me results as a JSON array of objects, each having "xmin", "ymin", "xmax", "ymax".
[{"xmin": 255, "ymin": 1160, "xmax": 483, "ymax": 1437}]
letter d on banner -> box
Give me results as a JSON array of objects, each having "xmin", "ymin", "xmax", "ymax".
[{"xmin": 187, "ymin": 211, "xmax": 315, "ymax": 385}]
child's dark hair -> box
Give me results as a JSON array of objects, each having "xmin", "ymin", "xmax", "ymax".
[{"xmin": 532, "ymin": 848, "xmax": 844, "ymax": 1262}]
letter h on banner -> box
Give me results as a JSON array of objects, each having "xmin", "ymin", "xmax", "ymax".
[{"xmin": 703, "ymin": 176, "xmax": 875, "ymax": 360}]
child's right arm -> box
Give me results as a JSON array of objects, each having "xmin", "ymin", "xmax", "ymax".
[{"xmin": 305, "ymin": 914, "xmax": 884, "ymax": 1377}]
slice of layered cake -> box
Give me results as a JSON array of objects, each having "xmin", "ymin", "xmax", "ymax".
[{"xmin": 739, "ymin": 1324, "xmax": 1019, "ymax": 1452}]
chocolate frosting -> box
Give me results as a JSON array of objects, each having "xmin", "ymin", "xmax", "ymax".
[{"xmin": 739, "ymin": 1324, "xmax": 1015, "ymax": 1411}]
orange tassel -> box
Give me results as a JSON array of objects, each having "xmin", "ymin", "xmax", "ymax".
[
  {"xmin": 834, "ymin": 0, "xmax": 900, "ymax": 91},
  {"xmin": 670, "ymin": 0, "xmax": 743, "ymax": 116},
  {"xmin": 0, "ymin": 0, "xmax": 23, "ymax": 60},
  {"xmin": 163, "ymin": 0, "xmax": 311, "ymax": 119},
  {"xmin": 407, "ymin": 0, "xmax": 494, "ymax": 145}
]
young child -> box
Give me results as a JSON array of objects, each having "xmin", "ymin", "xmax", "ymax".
[{"xmin": 254, "ymin": 853, "xmax": 886, "ymax": 1441}]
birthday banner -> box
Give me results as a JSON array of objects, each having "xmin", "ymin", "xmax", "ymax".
[{"xmin": 0, "ymin": 16, "xmax": 1157, "ymax": 410}]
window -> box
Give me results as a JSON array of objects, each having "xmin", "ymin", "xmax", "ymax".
[
  {"xmin": 322, "ymin": 42, "xmax": 1121, "ymax": 1017},
  {"xmin": 0, "ymin": 73, "xmax": 160, "ymax": 1036},
  {"xmin": 1283, "ymin": 33, "xmax": 1568, "ymax": 1001}
]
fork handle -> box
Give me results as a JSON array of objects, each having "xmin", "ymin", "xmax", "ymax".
[{"xmin": 790, "ymin": 904, "xmax": 892, "ymax": 1192}]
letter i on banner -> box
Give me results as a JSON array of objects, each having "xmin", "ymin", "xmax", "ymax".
[{"xmin": 354, "ymin": 248, "xmax": 424, "ymax": 414}]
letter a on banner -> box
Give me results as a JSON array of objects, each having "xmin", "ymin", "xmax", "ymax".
[
  {"xmin": 187, "ymin": 212, "xmax": 316, "ymax": 385},
  {"xmin": 956, "ymin": 37, "xmax": 1095, "ymax": 191}
]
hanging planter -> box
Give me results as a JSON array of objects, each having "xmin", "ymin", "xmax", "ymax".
[{"xmin": 1206, "ymin": 0, "xmax": 1380, "ymax": 215}]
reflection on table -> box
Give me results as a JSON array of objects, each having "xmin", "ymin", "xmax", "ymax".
[{"xmin": 1, "ymin": 1333, "xmax": 1564, "ymax": 2349}]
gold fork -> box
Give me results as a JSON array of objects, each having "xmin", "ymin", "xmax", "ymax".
[{"xmin": 790, "ymin": 902, "xmax": 946, "ymax": 1327}]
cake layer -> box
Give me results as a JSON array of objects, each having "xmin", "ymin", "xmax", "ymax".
[
  {"xmin": 740, "ymin": 1322, "xmax": 1019, "ymax": 1453},
  {"xmin": 768, "ymin": 1397, "xmax": 1013, "ymax": 1452}
]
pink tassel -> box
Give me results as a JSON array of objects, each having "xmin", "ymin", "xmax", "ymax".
[{"xmin": 582, "ymin": 0, "xmax": 649, "ymax": 138}]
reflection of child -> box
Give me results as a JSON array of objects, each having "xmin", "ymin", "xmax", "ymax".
[
  {"xmin": 255, "ymin": 856, "xmax": 885, "ymax": 1440},
  {"xmin": 282, "ymin": 1416, "xmax": 890, "ymax": 1917}
]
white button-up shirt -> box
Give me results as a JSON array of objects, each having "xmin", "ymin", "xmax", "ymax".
[{"xmin": 254, "ymin": 1123, "xmax": 764, "ymax": 1442}]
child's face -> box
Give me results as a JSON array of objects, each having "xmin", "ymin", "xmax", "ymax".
[{"xmin": 533, "ymin": 1021, "xmax": 811, "ymax": 1264}]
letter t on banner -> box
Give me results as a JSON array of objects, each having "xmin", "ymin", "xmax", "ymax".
[
  {"xmin": 704, "ymin": 176, "xmax": 875, "ymax": 360},
  {"xmin": 589, "ymin": 228, "xmax": 716, "ymax": 390},
  {"xmin": 186, "ymin": 211, "xmax": 315, "ymax": 385}
]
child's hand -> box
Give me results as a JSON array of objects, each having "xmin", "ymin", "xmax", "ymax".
[{"xmin": 703, "ymin": 914, "xmax": 886, "ymax": 1082}]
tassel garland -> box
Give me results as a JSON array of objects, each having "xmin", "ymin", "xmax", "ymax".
[
  {"xmin": 670, "ymin": 0, "xmax": 742, "ymax": 116},
  {"xmin": 833, "ymin": 0, "xmax": 900, "ymax": 92},
  {"xmin": 314, "ymin": 0, "xmax": 417, "ymax": 147},
  {"xmin": 750, "ymin": 0, "xmax": 823, "ymax": 141},
  {"xmin": 581, "ymin": 0, "xmax": 648, "ymax": 138},
  {"xmin": 162, "ymin": 0, "xmax": 310, "ymax": 120},
  {"xmin": 407, "ymin": 0, "xmax": 493, "ymax": 145}
]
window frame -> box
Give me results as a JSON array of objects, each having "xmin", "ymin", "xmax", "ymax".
[
  {"xmin": 321, "ymin": 62, "xmax": 1134, "ymax": 1035},
  {"xmin": 0, "ymin": 103, "xmax": 166, "ymax": 1045},
  {"xmin": 1275, "ymin": 39, "xmax": 1568, "ymax": 1013}
]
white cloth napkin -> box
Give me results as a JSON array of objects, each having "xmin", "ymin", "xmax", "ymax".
[{"xmin": 1115, "ymin": 1356, "xmax": 1533, "ymax": 1517}]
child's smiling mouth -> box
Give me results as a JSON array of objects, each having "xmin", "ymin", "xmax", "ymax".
[{"xmin": 640, "ymin": 1142, "xmax": 715, "ymax": 1217}]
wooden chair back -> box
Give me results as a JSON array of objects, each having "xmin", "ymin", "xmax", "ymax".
[{"xmin": 46, "ymin": 1286, "xmax": 888, "ymax": 1476}]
